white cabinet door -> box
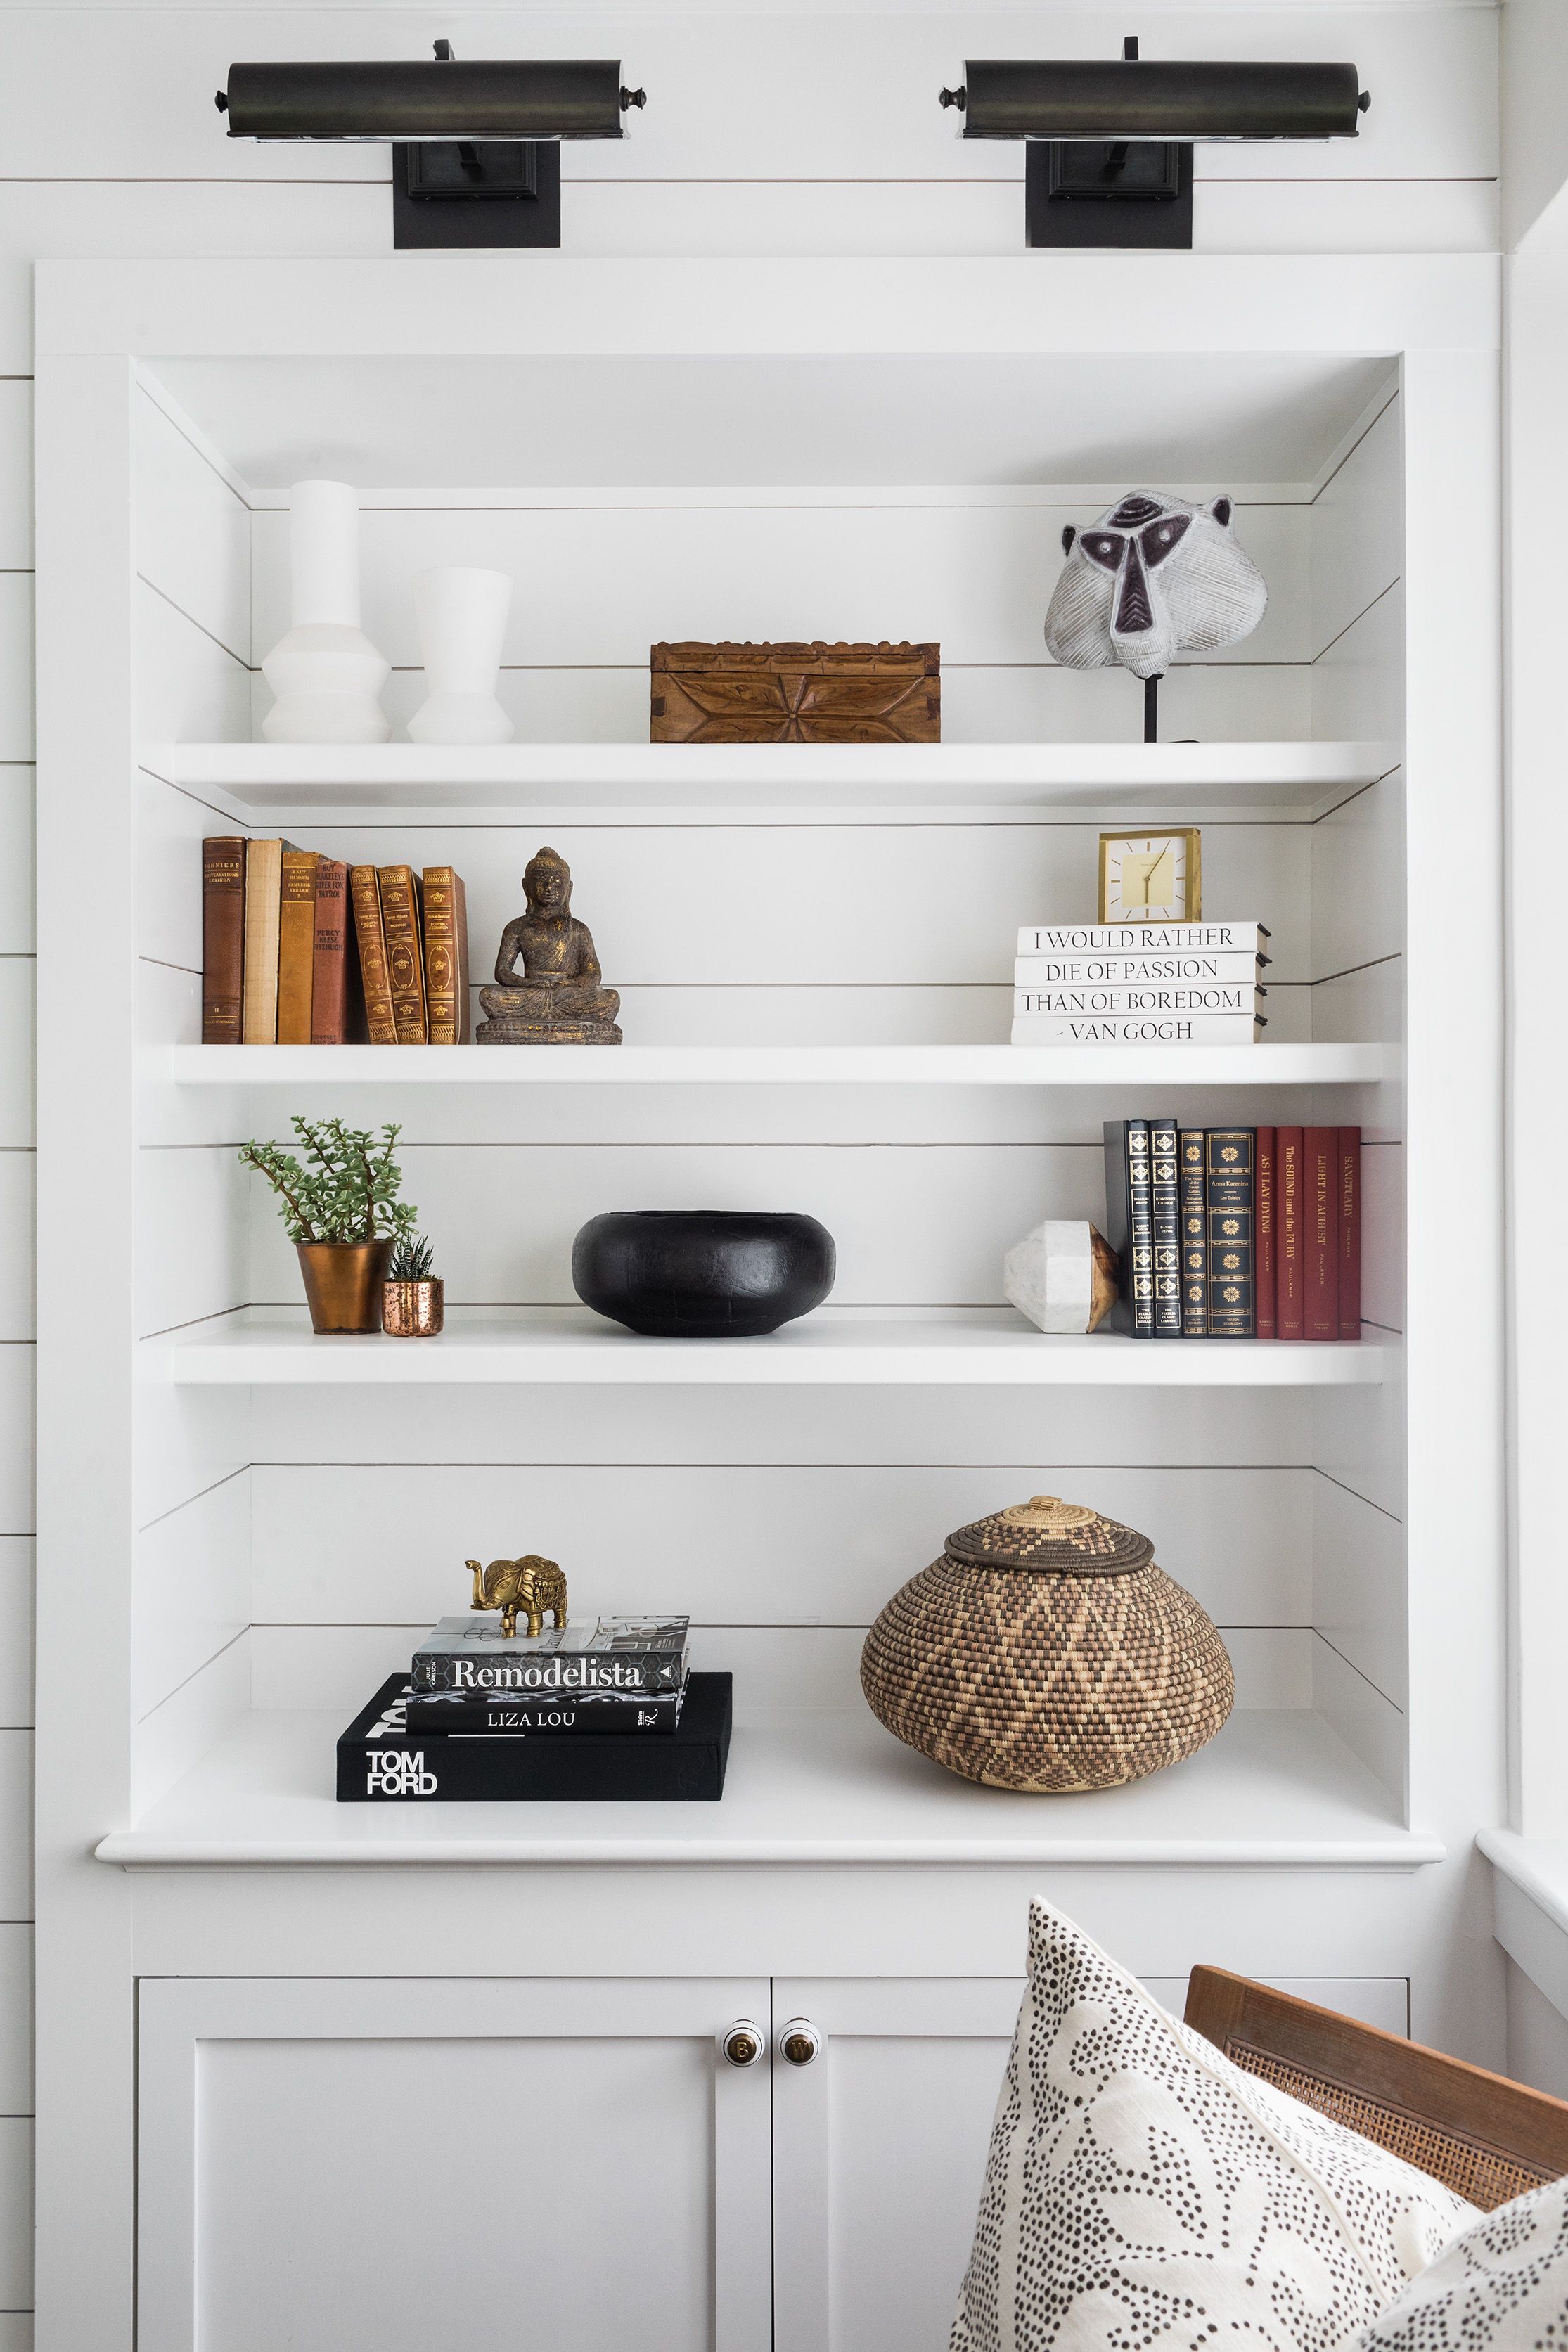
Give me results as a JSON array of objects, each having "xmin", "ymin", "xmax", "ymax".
[
  {"xmin": 139, "ymin": 1975, "xmax": 772, "ymax": 2352},
  {"xmin": 771, "ymin": 1977, "xmax": 1024, "ymax": 2352}
]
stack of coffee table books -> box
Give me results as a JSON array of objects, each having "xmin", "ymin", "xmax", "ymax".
[
  {"xmin": 337, "ymin": 1614, "xmax": 732, "ymax": 1801},
  {"xmin": 1012, "ymin": 920, "xmax": 1271, "ymax": 1046}
]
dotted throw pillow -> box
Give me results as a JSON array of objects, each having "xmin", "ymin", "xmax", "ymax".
[
  {"xmin": 1340, "ymin": 2172, "xmax": 1568, "ymax": 2351},
  {"xmin": 952, "ymin": 1901, "xmax": 1479, "ymax": 2352}
]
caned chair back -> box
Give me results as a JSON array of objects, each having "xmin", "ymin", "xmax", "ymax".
[{"xmin": 1184, "ymin": 1965, "xmax": 1568, "ymax": 2211}]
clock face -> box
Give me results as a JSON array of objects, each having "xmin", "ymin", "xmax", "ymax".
[{"xmin": 1099, "ymin": 832, "xmax": 1199, "ymax": 922}]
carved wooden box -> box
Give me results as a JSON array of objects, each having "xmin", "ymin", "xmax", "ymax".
[{"xmin": 650, "ymin": 641, "xmax": 941, "ymax": 744}]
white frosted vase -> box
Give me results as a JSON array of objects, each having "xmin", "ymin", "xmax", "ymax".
[
  {"xmin": 408, "ymin": 567, "xmax": 515, "ymax": 745},
  {"xmin": 262, "ymin": 480, "xmax": 390, "ymax": 745}
]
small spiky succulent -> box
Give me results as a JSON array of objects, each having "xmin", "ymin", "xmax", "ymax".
[{"xmin": 388, "ymin": 1231, "xmax": 436, "ymax": 1283}]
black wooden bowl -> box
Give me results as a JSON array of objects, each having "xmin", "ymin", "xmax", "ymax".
[{"xmin": 572, "ymin": 1210, "xmax": 837, "ymax": 1338}]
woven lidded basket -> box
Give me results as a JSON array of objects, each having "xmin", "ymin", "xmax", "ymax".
[{"xmin": 859, "ymin": 1494, "xmax": 1233, "ymax": 1793}]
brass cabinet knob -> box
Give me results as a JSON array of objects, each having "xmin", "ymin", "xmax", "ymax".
[
  {"xmin": 722, "ymin": 2020, "xmax": 765, "ymax": 2067},
  {"xmin": 780, "ymin": 2018, "xmax": 821, "ymax": 2066}
]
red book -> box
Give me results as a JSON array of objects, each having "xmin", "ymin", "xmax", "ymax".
[
  {"xmin": 1256, "ymin": 1126, "xmax": 1277, "ymax": 1339},
  {"xmin": 1278, "ymin": 1129, "xmax": 1304, "ymax": 1340},
  {"xmin": 1338, "ymin": 1128, "xmax": 1361, "ymax": 1339},
  {"xmin": 1304, "ymin": 1126, "xmax": 1339, "ymax": 1339},
  {"xmin": 311, "ymin": 859, "xmax": 356, "ymax": 1044}
]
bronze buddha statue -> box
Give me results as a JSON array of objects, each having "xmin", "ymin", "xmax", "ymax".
[{"xmin": 477, "ymin": 847, "xmax": 622, "ymax": 1046}]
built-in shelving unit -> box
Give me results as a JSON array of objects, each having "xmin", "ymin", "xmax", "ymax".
[
  {"xmin": 65, "ymin": 263, "xmax": 1441, "ymax": 1855},
  {"xmin": 35, "ymin": 257, "xmax": 1505, "ymax": 2337},
  {"xmin": 144, "ymin": 1306, "xmax": 1389, "ymax": 1387}
]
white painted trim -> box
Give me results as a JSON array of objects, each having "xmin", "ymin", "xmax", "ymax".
[
  {"xmin": 33, "ymin": 257, "xmax": 1500, "ymax": 364},
  {"xmin": 141, "ymin": 1308, "xmax": 1390, "ymax": 1389},
  {"xmin": 96, "ymin": 1707, "xmax": 1444, "ymax": 1871},
  {"xmin": 166, "ymin": 1041, "xmax": 1390, "ymax": 1088},
  {"xmin": 1482, "ymin": 1830, "xmax": 1568, "ymax": 2028},
  {"xmin": 143, "ymin": 740, "xmax": 1398, "ymax": 810}
]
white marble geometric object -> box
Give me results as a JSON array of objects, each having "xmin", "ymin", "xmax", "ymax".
[{"xmin": 1004, "ymin": 1219, "xmax": 1119, "ymax": 1335}]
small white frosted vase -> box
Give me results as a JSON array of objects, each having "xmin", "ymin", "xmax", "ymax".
[
  {"xmin": 262, "ymin": 480, "xmax": 390, "ymax": 745},
  {"xmin": 408, "ymin": 567, "xmax": 515, "ymax": 745}
]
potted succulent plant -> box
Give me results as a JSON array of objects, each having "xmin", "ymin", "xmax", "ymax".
[
  {"xmin": 239, "ymin": 1117, "xmax": 418, "ymax": 1334},
  {"xmin": 383, "ymin": 1231, "xmax": 444, "ymax": 1338}
]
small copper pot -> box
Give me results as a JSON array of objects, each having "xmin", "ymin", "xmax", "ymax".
[
  {"xmin": 296, "ymin": 1239, "xmax": 394, "ymax": 1334},
  {"xmin": 383, "ymin": 1277, "xmax": 444, "ymax": 1339}
]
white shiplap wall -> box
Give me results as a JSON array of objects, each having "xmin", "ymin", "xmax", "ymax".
[{"xmin": 8, "ymin": 5, "xmax": 1501, "ymax": 2339}]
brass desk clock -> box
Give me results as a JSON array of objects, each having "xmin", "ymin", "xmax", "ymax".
[{"xmin": 1098, "ymin": 828, "xmax": 1202, "ymax": 923}]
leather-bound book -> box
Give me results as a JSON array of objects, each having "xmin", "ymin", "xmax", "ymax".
[
  {"xmin": 422, "ymin": 866, "xmax": 470, "ymax": 1045},
  {"xmin": 1101, "ymin": 1119, "xmax": 1153, "ymax": 1337},
  {"xmin": 1204, "ymin": 1128, "xmax": 1255, "ymax": 1338},
  {"xmin": 1304, "ymin": 1126, "xmax": 1339, "ymax": 1340},
  {"xmin": 1256, "ymin": 1127, "xmax": 1277, "ymax": 1339},
  {"xmin": 1150, "ymin": 1115, "xmax": 1181, "ymax": 1337},
  {"xmin": 349, "ymin": 865, "xmax": 398, "ymax": 1044},
  {"xmin": 241, "ymin": 838, "xmax": 291, "ymax": 1045},
  {"xmin": 1178, "ymin": 1128, "xmax": 1207, "ymax": 1337},
  {"xmin": 1126, "ymin": 1120, "xmax": 1155, "ymax": 1337},
  {"xmin": 1337, "ymin": 1127, "xmax": 1362, "ymax": 1339},
  {"xmin": 378, "ymin": 866, "xmax": 428, "ymax": 1043},
  {"xmin": 276, "ymin": 849, "xmax": 319, "ymax": 1045},
  {"xmin": 1278, "ymin": 1129, "xmax": 1304, "ymax": 1340},
  {"xmin": 310, "ymin": 859, "xmax": 364, "ymax": 1045},
  {"xmin": 201, "ymin": 836, "xmax": 246, "ymax": 1044}
]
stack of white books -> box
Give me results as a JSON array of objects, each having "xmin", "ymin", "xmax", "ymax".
[{"xmin": 1011, "ymin": 921, "xmax": 1271, "ymax": 1046}]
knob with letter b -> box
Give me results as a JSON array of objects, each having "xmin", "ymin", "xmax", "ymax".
[
  {"xmin": 780, "ymin": 2018, "xmax": 821, "ymax": 2066},
  {"xmin": 721, "ymin": 2019, "xmax": 765, "ymax": 2067}
]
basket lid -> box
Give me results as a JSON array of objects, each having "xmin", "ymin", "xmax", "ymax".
[{"xmin": 944, "ymin": 1494, "xmax": 1155, "ymax": 1576}]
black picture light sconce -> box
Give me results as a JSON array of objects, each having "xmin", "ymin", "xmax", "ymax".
[
  {"xmin": 216, "ymin": 41, "xmax": 646, "ymax": 248},
  {"xmin": 939, "ymin": 35, "xmax": 1369, "ymax": 250}
]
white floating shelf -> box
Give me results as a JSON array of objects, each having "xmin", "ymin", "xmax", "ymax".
[
  {"xmin": 93, "ymin": 1706, "xmax": 1441, "ymax": 1871},
  {"xmin": 144, "ymin": 1307, "xmax": 1387, "ymax": 1388},
  {"xmin": 141, "ymin": 738, "xmax": 1395, "ymax": 814},
  {"xmin": 167, "ymin": 1042, "xmax": 1392, "ymax": 1088}
]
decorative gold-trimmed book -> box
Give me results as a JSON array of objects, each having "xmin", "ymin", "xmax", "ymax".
[{"xmin": 650, "ymin": 641, "xmax": 940, "ymax": 743}]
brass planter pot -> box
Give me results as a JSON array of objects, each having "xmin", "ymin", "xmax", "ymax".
[
  {"xmin": 383, "ymin": 1277, "xmax": 444, "ymax": 1338},
  {"xmin": 296, "ymin": 1239, "xmax": 394, "ymax": 1334}
]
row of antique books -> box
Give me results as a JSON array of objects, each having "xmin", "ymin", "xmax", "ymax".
[
  {"xmin": 1103, "ymin": 1121, "xmax": 1361, "ymax": 1340},
  {"xmin": 200, "ymin": 838, "xmax": 471, "ymax": 1045},
  {"xmin": 1013, "ymin": 922, "xmax": 1271, "ymax": 1046}
]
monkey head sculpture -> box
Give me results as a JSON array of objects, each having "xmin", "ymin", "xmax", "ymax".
[{"xmin": 1044, "ymin": 491, "xmax": 1268, "ymax": 683}]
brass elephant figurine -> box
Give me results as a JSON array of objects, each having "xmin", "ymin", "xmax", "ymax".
[{"xmin": 468, "ymin": 1555, "xmax": 569, "ymax": 1642}]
